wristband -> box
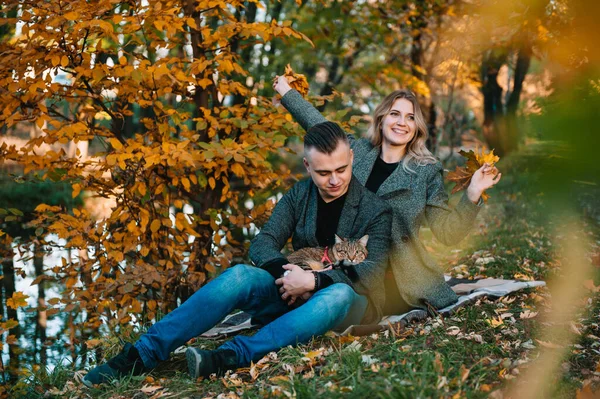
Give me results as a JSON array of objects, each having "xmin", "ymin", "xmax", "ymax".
[{"xmin": 311, "ymin": 271, "xmax": 320, "ymax": 292}]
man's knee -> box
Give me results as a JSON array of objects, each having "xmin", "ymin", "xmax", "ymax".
[
  {"xmin": 319, "ymin": 283, "xmax": 355, "ymax": 304},
  {"xmin": 223, "ymin": 264, "xmax": 273, "ymax": 287}
]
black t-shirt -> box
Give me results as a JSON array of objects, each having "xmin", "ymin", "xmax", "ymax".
[
  {"xmin": 262, "ymin": 192, "xmax": 347, "ymax": 291},
  {"xmin": 316, "ymin": 192, "xmax": 347, "ymax": 246},
  {"xmin": 365, "ymin": 156, "xmax": 399, "ymax": 193}
]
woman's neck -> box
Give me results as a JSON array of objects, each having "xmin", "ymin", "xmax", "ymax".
[{"xmin": 380, "ymin": 141, "xmax": 407, "ymax": 163}]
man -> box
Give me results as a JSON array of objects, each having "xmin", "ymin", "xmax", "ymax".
[{"xmin": 83, "ymin": 121, "xmax": 392, "ymax": 386}]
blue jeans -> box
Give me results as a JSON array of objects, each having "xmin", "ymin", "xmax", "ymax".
[{"xmin": 135, "ymin": 264, "xmax": 368, "ymax": 368}]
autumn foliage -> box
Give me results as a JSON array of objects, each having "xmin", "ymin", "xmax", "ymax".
[
  {"xmin": 0, "ymin": 0, "xmax": 313, "ymax": 367},
  {"xmin": 446, "ymin": 148, "xmax": 500, "ymax": 202}
]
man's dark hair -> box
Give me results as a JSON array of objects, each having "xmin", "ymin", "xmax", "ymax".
[{"xmin": 304, "ymin": 121, "xmax": 349, "ymax": 154}]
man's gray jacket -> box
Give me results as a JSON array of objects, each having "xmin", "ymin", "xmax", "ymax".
[{"xmin": 249, "ymin": 176, "xmax": 393, "ymax": 324}]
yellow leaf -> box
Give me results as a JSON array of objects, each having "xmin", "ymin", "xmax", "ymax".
[
  {"xmin": 150, "ymin": 219, "xmax": 161, "ymax": 233},
  {"xmin": 475, "ymin": 148, "xmax": 500, "ymax": 167},
  {"xmin": 186, "ymin": 17, "xmax": 197, "ymax": 30},
  {"xmin": 109, "ymin": 137, "xmax": 123, "ymax": 150},
  {"xmin": 61, "ymin": 55, "xmax": 69, "ymax": 67},
  {"xmin": 197, "ymin": 78, "xmax": 213, "ymax": 89},
  {"xmin": 119, "ymin": 56, "xmax": 127, "ymax": 66},
  {"xmin": 51, "ymin": 55, "xmax": 60, "ymax": 67},
  {"xmin": 230, "ymin": 163, "xmax": 245, "ymax": 177},
  {"xmin": 208, "ymin": 177, "xmax": 216, "ymax": 189},
  {"xmin": 486, "ymin": 317, "xmax": 504, "ymax": 328},
  {"xmin": 181, "ymin": 177, "xmax": 191, "ymax": 191},
  {"xmin": 7, "ymin": 292, "xmax": 29, "ymax": 309},
  {"xmin": 140, "ymin": 209, "xmax": 149, "ymax": 231},
  {"xmin": 72, "ymin": 183, "xmax": 81, "ymax": 198},
  {"xmin": 64, "ymin": 11, "xmax": 78, "ymax": 20}
]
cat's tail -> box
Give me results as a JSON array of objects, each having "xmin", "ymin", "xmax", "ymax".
[{"xmin": 305, "ymin": 260, "xmax": 326, "ymax": 271}]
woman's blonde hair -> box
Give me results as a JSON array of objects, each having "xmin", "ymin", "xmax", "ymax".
[{"xmin": 366, "ymin": 90, "xmax": 437, "ymax": 173}]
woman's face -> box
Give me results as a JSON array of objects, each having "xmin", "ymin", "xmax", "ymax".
[{"xmin": 381, "ymin": 98, "xmax": 417, "ymax": 148}]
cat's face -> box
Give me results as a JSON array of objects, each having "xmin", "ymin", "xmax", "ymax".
[{"xmin": 331, "ymin": 235, "xmax": 369, "ymax": 265}]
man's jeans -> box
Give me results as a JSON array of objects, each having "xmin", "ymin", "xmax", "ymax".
[{"xmin": 135, "ymin": 264, "xmax": 368, "ymax": 368}]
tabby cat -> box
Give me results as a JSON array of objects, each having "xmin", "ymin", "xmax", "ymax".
[{"xmin": 287, "ymin": 234, "xmax": 369, "ymax": 278}]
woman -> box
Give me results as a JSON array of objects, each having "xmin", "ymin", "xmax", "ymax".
[{"xmin": 273, "ymin": 76, "xmax": 501, "ymax": 315}]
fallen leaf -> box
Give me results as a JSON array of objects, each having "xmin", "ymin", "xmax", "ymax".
[
  {"xmin": 361, "ymin": 355, "xmax": 379, "ymax": 366},
  {"xmin": 487, "ymin": 317, "xmax": 504, "ymax": 328},
  {"xmin": 520, "ymin": 310, "xmax": 538, "ymax": 319},
  {"xmin": 460, "ymin": 364, "xmax": 471, "ymax": 383},
  {"xmin": 141, "ymin": 385, "xmax": 163, "ymax": 394}
]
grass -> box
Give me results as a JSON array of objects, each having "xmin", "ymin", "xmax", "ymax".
[{"xmin": 11, "ymin": 144, "xmax": 600, "ymax": 398}]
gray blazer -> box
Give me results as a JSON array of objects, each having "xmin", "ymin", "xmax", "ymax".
[
  {"xmin": 281, "ymin": 90, "xmax": 482, "ymax": 311},
  {"xmin": 250, "ymin": 177, "xmax": 392, "ymax": 324}
]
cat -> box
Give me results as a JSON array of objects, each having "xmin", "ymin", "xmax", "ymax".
[{"xmin": 287, "ymin": 234, "xmax": 369, "ymax": 281}]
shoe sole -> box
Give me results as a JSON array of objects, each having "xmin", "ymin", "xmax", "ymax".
[
  {"xmin": 186, "ymin": 348, "xmax": 202, "ymax": 379},
  {"xmin": 81, "ymin": 377, "xmax": 94, "ymax": 388}
]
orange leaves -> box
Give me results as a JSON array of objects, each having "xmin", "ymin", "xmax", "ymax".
[
  {"xmin": 7, "ymin": 292, "xmax": 29, "ymax": 309},
  {"xmin": 446, "ymin": 148, "xmax": 500, "ymax": 202},
  {"xmin": 282, "ymin": 64, "xmax": 309, "ymax": 97},
  {"xmin": 0, "ymin": 0, "xmax": 306, "ymax": 348}
]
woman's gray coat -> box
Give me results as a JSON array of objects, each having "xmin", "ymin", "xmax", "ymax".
[{"xmin": 281, "ymin": 90, "xmax": 482, "ymax": 311}]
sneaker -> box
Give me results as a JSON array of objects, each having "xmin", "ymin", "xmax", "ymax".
[
  {"xmin": 186, "ymin": 348, "xmax": 237, "ymax": 379},
  {"xmin": 82, "ymin": 343, "xmax": 146, "ymax": 387}
]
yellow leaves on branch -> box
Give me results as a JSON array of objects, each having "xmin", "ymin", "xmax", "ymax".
[{"xmin": 446, "ymin": 147, "xmax": 500, "ymax": 203}]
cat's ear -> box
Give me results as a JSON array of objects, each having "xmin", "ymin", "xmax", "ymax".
[
  {"xmin": 358, "ymin": 234, "xmax": 369, "ymax": 247},
  {"xmin": 335, "ymin": 234, "xmax": 343, "ymax": 244}
]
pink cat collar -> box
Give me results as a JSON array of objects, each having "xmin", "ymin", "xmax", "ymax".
[{"xmin": 321, "ymin": 247, "xmax": 333, "ymax": 265}]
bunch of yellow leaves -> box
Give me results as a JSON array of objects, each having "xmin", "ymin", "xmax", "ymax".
[
  {"xmin": 446, "ymin": 147, "xmax": 500, "ymax": 202},
  {"xmin": 275, "ymin": 64, "xmax": 309, "ymax": 97}
]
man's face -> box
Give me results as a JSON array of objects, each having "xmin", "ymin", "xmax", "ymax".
[{"xmin": 303, "ymin": 141, "xmax": 353, "ymax": 202}]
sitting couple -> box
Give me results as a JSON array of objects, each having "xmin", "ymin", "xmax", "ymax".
[{"xmin": 84, "ymin": 81, "xmax": 501, "ymax": 386}]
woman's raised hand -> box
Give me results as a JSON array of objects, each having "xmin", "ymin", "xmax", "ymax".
[
  {"xmin": 467, "ymin": 163, "xmax": 502, "ymax": 203},
  {"xmin": 273, "ymin": 75, "xmax": 292, "ymax": 97}
]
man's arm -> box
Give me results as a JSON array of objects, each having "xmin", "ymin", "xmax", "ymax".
[{"xmin": 249, "ymin": 186, "xmax": 298, "ymax": 279}]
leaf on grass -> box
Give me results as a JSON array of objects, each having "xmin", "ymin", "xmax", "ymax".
[
  {"xmin": 460, "ymin": 364, "xmax": 471, "ymax": 383},
  {"xmin": 140, "ymin": 385, "xmax": 163, "ymax": 394},
  {"xmin": 302, "ymin": 348, "xmax": 324, "ymax": 363},
  {"xmin": 486, "ymin": 317, "xmax": 504, "ymax": 328},
  {"xmin": 446, "ymin": 326, "xmax": 461, "ymax": 336},
  {"xmin": 361, "ymin": 355, "xmax": 379, "ymax": 366},
  {"xmin": 86, "ymin": 339, "xmax": 102, "ymax": 348},
  {"xmin": 519, "ymin": 310, "xmax": 538, "ymax": 319}
]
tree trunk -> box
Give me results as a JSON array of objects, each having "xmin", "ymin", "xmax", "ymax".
[
  {"xmin": 481, "ymin": 49, "xmax": 507, "ymax": 155},
  {"xmin": 33, "ymin": 243, "xmax": 47, "ymax": 368},
  {"xmin": 1, "ymin": 243, "xmax": 21, "ymax": 380}
]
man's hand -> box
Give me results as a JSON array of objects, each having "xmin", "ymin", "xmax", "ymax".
[
  {"xmin": 273, "ymin": 75, "xmax": 293, "ymax": 97},
  {"xmin": 275, "ymin": 264, "xmax": 315, "ymax": 305}
]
